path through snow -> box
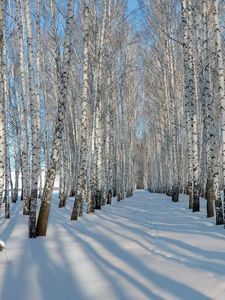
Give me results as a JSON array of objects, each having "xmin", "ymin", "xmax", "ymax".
[{"xmin": 0, "ymin": 190, "xmax": 225, "ymax": 300}]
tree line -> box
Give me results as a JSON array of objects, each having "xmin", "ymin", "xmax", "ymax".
[
  {"xmin": 1, "ymin": 0, "xmax": 225, "ymax": 238},
  {"xmin": 140, "ymin": 0, "xmax": 225, "ymax": 226},
  {"xmin": 0, "ymin": 0, "xmax": 140, "ymax": 237}
]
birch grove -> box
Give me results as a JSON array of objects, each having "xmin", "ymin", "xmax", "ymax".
[
  {"xmin": 0, "ymin": 0, "xmax": 225, "ymax": 238},
  {"xmin": 141, "ymin": 0, "xmax": 225, "ymax": 226}
]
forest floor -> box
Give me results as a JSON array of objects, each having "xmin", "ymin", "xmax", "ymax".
[{"xmin": 0, "ymin": 190, "xmax": 225, "ymax": 300}]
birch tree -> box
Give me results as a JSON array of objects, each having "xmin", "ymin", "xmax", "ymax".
[
  {"xmin": 0, "ymin": 1, "xmax": 5, "ymax": 211},
  {"xmin": 36, "ymin": 0, "xmax": 75, "ymax": 236}
]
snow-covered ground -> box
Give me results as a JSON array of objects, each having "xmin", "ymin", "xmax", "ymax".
[{"xmin": 0, "ymin": 190, "xmax": 225, "ymax": 300}]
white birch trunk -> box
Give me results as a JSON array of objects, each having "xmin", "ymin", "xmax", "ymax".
[
  {"xmin": 212, "ymin": 0, "xmax": 224, "ymax": 224},
  {"xmin": 71, "ymin": 1, "xmax": 89, "ymax": 220},
  {"xmin": 0, "ymin": 2, "xmax": 5, "ymax": 210},
  {"xmin": 36, "ymin": 0, "xmax": 74, "ymax": 236},
  {"xmin": 16, "ymin": 0, "xmax": 30, "ymax": 215}
]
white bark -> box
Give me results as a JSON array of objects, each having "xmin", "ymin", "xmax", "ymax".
[
  {"xmin": 212, "ymin": 0, "xmax": 224, "ymax": 224},
  {"xmin": 71, "ymin": 1, "xmax": 89, "ymax": 220},
  {"xmin": 36, "ymin": 0, "xmax": 75, "ymax": 236}
]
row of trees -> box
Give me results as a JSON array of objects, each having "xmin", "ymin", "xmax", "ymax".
[
  {"xmin": 0, "ymin": 0, "xmax": 141, "ymax": 237},
  {"xmin": 1, "ymin": 0, "xmax": 225, "ymax": 237},
  {"xmin": 140, "ymin": 0, "xmax": 225, "ymax": 225}
]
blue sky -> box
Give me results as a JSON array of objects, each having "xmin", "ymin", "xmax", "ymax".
[
  {"xmin": 126, "ymin": 0, "xmax": 143, "ymax": 31},
  {"xmin": 127, "ymin": 0, "xmax": 139, "ymax": 11}
]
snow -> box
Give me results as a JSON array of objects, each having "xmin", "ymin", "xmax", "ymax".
[
  {"xmin": 0, "ymin": 240, "xmax": 5, "ymax": 248},
  {"xmin": 0, "ymin": 190, "xmax": 225, "ymax": 300}
]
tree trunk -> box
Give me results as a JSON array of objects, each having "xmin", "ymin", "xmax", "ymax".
[{"xmin": 36, "ymin": 0, "xmax": 75, "ymax": 236}]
